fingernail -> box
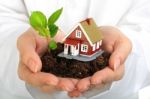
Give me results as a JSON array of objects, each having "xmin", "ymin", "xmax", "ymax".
[
  {"xmin": 114, "ymin": 58, "xmax": 120, "ymax": 70},
  {"xmin": 28, "ymin": 59, "xmax": 38, "ymax": 72}
]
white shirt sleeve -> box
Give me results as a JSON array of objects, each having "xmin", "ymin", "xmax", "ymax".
[
  {"xmin": 117, "ymin": 0, "xmax": 150, "ymax": 71},
  {"xmin": 0, "ymin": 0, "xmax": 31, "ymax": 99},
  {"xmin": 102, "ymin": 0, "xmax": 150, "ymax": 98},
  {"xmin": 0, "ymin": 0, "xmax": 30, "ymax": 41}
]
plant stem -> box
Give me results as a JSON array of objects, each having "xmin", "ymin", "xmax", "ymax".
[
  {"xmin": 47, "ymin": 35, "xmax": 51, "ymax": 42},
  {"xmin": 47, "ymin": 35, "xmax": 51, "ymax": 52}
]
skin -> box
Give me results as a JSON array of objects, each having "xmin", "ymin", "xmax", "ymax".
[
  {"xmin": 17, "ymin": 28, "xmax": 77, "ymax": 93},
  {"xmin": 17, "ymin": 26, "xmax": 132, "ymax": 97},
  {"xmin": 68, "ymin": 26, "xmax": 132, "ymax": 96}
]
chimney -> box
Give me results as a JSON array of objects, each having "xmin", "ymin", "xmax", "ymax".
[{"xmin": 85, "ymin": 18, "xmax": 91, "ymax": 25}]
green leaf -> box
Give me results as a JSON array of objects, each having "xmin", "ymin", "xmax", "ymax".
[
  {"xmin": 48, "ymin": 8, "xmax": 63, "ymax": 25},
  {"xmin": 48, "ymin": 24, "xmax": 58, "ymax": 38},
  {"xmin": 48, "ymin": 40, "xmax": 57, "ymax": 50},
  {"xmin": 29, "ymin": 11, "xmax": 47, "ymax": 31},
  {"xmin": 38, "ymin": 27, "xmax": 50, "ymax": 37}
]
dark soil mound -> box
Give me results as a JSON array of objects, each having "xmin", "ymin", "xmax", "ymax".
[{"xmin": 41, "ymin": 43, "xmax": 110, "ymax": 79}]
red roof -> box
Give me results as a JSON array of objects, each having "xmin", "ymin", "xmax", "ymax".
[{"xmin": 64, "ymin": 39, "xmax": 81, "ymax": 45}]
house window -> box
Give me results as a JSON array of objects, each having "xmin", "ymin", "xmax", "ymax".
[
  {"xmin": 81, "ymin": 44, "xmax": 88, "ymax": 52},
  {"xmin": 76, "ymin": 30, "xmax": 81, "ymax": 38}
]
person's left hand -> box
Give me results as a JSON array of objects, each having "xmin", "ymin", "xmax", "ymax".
[{"xmin": 68, "ymin": 26, "xmax": 132, "ymax": 97}]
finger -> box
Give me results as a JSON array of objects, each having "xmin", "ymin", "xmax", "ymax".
[
  {"xmin": 39, "ymin": 85, "xmax": 60, "ymax": 93},
  {"xmin": 57, "ymin": 78, "xmax": 75, "ymax": 92},
  {"xmin": 34, "ymin": 32, "xmax": 48, "ymax": 55},
  {"xmin": 77, "ymin": 77, "xmax": 91, "ymax": 92},
  {"xmin": 113, "ymin": 64, "xmax": 125, "ymax": 81},
  {"xmin": 17, "ymin": 28, "xmax": 42, "ymax": 72},
  {"xmin": 54, "ymin": 29, "xmax": 66, "ymax": 43},
  {"xmin": 91, "ymin": 65, "xmax": 124, "ymax": 85},
  {"xmin": 91, "ymin": 67, "xmax": 115, "ymax": 85},
  {"xmin": 109, "ymin": 35, "xmax": 132, "ymax": 70},
  {"xmin": 69, "ymin": 78, "xmax": 79, "ymax": 85},
  {"xmin": 18, "ymin": 62, "xmax": 59, "ymax": 87},
  {"xmin": 68, "ymin": 90, "xmax": 81, "ymax": 97},
  {"xmin": 99, "ymin": 26, "xmax": 118, "ymax": 53}
]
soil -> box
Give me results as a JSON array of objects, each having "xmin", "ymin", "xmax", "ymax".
[{"xmin": 41, "ymin": 43, "xmax": 110, "ymax": 79}]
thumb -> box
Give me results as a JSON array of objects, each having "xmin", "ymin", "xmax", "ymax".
[
  {"xmin": 17, "ymin": 29, "xmax": 42, "ymax": 72},
  {"xmin": 109, "ymin": 36, "xmax": 132, "ymax": 70},
  {"xmin": 23, "ymin": 51, "xmax": 42, "ymax": 73}
]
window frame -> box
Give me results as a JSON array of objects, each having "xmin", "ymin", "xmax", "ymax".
[
  {"xmin": 81, "ymin": 44, "xmax": 88, "ymax": 52},
  {"xmin": 75, "ymin": 30, "xmax": 82, "ymax": 38}
]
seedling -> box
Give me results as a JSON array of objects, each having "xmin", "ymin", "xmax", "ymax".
[
  {"xmin": 29, "ymin": 8, "xmax": 109, "ymax": 79},
  {"xmin": 29, "ymin": 8, "xmax": 63, "ymax": 50}
]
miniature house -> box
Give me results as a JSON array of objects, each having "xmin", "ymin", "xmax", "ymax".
[{"xmin": 63, "ymin": 18, "xmax": 103, "ymax": 57}]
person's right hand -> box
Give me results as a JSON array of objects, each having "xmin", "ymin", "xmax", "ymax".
[{"xmin": 17, "ymin": 28, "xmax": 78, "ymax": 93}]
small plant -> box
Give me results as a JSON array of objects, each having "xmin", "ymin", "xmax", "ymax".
[{"xmin": 29, "ymin": 8, "xmax": 63, "ymax": 50}]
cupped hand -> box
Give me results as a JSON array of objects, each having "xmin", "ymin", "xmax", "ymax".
[
  {"xmin": 68, "ymin": 26, "xmax": 132, "ymax": 97},
  {"xmin": 17, "ymin": 28, "xmax": 77, "ymax": 93}
]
